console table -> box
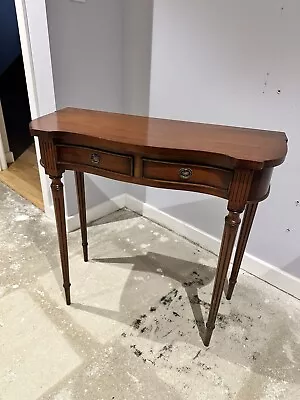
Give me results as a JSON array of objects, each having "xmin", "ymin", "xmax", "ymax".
[{"xmin": 30, "ymin": 108, "xmax": 287, "ymax": 346}]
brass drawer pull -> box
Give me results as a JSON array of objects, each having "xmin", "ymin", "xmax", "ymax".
[
  {"xmin": 179, "ymin": 167, "xmax": 192, "ymax": 180},
  {"xmin": 91, "ymin": 153, "xmax": 100, "ymax": 164}
]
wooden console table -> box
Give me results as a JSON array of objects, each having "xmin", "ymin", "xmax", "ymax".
[{"xmin": 30, "ymin": 108, "xmax": 287, "ymax": 346}]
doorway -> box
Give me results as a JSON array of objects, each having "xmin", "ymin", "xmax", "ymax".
[{"xmin": 0, "ymin": 0, "xmax": 43, "ymax": 209}]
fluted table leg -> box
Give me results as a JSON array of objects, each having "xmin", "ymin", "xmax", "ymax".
[
  {"xmin": 204, "ymin": 169, "xmax": 253, "ymax": 346},
  {"xmin": 226, "ymin": 202, "xmax": 258, "ymax": 300},
  {"xmin": 50, "ymin": 175, "xmax": 71, "ymax": 305},
  {"xmin": 204, "ymin": 210, "xmax": 241, "ymax": 346},
  {"xmin": 75, "ymin": 171, "xmax": 88, "ymax": 262}
]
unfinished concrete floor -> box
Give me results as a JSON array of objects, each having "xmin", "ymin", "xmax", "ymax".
[{"xmin": 0, "ymin": 182, "xmax": 300, "ymax": 400}]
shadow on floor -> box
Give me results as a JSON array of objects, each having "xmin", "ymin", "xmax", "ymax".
[{"xmin": 72, "ymin": 251, "xmax": 215, "ymax": 346}]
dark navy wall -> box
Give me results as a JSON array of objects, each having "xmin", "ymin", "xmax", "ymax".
[{"xmin": 0, "ymin": 0, "xmax": 21, "ymax": 76}]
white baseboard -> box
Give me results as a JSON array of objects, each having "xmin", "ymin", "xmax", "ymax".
[
  {"xmin": 5, "ymin": 151, "xmax": 14, "ymax": 164},
  {"xmin": 125, "ymin": 195, "xmax": 300, "ymax": 300},
  {"xmin": 66, "ymin": 192, "xmax": 300, "ymax": 299},
  {"xmin": 126, "ymin": 194, "xmax": 221, "ymax": 254},
  {"xmin": 66, "ymin": 194, "xmax": 126, "ymax": 232}
]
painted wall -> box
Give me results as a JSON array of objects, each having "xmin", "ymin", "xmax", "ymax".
[
  {"xmin": 0, "ymin": 0, "xmax": 21, "ymax": 76},
  {"xmin": 122, "ymin": 0, "xmax": 153, "ymax": 117},
  {"xmin": 45, "ymin": 0, "xmax": 153, "ymax": 215},
  {"xmin": 148, "ymin": 0, "xmax": 300, "ymax": 278},
  {"xmin": 45, "ymin": 0, "xmax": 126, "ymax": 215},
  {"xmin": 123, "ymin": 0, "xmax": 153, "ymax": 203}
]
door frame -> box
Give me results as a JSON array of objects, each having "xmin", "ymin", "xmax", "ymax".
[
  {"xmin": 11, "ymin": 0, "xmax": 56, "ymax": 218},
  {"xmin": 0, "ymin": 101, "xmax": 8, "ymax": 170}
]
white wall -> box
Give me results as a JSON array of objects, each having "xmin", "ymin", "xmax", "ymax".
[
  {"xmin": 148, "ymin": 0, "xmax": 300, "ymax": 278},
  {"xmin": 122, "ymin": 0, "xmax": 153, "ymax": 203},
  {"xmin": 122, "ymin": 0, "xmax": 153, "ymax": 117},
  {"xmin": 45, "ymin": 0, "xmax": 153, "ymax": 215},
  {"xmin": 45, "ymin": 0, "xmax": 127, "ymax": 215},
  {"xmin": 46, "ymin": 0, "xmax": 124, "ymax": 113}
]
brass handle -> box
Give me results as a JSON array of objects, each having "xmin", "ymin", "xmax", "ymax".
[
  {"xmin": 179, "ymin": 167, "xmax": 192, "ymax": 180},
  {"xmin": 91, "ymin": 153, "xmax": 100, "ymax": 164}
]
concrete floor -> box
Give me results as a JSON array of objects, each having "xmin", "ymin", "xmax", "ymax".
[{"xmin": 0, "ymin": 182, "xmax": 300, "ymax": 400}]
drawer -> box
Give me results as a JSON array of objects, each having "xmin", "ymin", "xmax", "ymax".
[
  {"xmin": 57, "ymin": 145, "xmax": 133, "ymax": 176},
  {"xmin": 143, "ymin": 159, "xmax": 232, "ymax": 190}
]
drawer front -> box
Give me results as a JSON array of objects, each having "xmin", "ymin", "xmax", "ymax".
[
  {"xmin": 143, "ymin": 159, "xmax": 232, "ymax": 190},
  {"xmin": 57, "ymin": 145, "xmax": 133, "ymax": 176}
]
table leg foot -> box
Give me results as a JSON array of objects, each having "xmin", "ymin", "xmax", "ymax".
[
  {"xmin": 226, "ymin": 282, "xmax": 236, "ymax": 301},
  {"xmin": 64, "ymin": 283, "xmax": 71, "ymax": 305},
  {"xmin": 204, "ymin": 324, "xmax": 215, "ymax": 347},
  {"xmin": 82, "ymin": 245, "xmax": 88, "ymax": 262}
]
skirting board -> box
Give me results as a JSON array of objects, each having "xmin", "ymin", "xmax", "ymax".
[
  {"xmin": 66, "ymin": 193, "xmax": 300, "ymax": 300},
  {"xmin": 66, "ymin": 194, "xmax": 126, "ymax": 233},
  {"xmin": 5, "ymin": 151, "xmax": 14, "ymax": 164}
]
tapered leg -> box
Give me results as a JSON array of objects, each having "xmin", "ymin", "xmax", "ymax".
[
  {"xmin": 75, "ymin": 171, "xmax": 88, "ymax": 261},
  {"xmin": 50, "ymin": 176, "xmax": 71, "ymax": 305},
  {"xmin": 226, "ymin": 202, "xmax": 258, "ymax": 300},
  {"xmin": 204, "ymin": 211, "xmax": 241, "ymax": 346}
]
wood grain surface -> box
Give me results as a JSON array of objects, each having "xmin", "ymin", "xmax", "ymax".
[{"xmin": 30, "ymin": 108, "xmax": 287, "ymax": 169}]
